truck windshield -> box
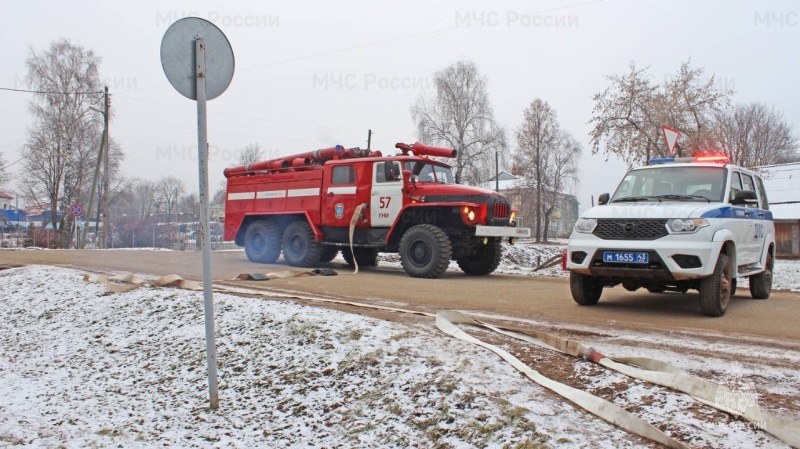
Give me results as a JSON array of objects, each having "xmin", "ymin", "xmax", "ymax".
[
  {"xmin": 403, "ymin": 161, "xmax": 454, "ymax": 184},
  {"xmin": 611, "ymin": 166, "xmax": 726, "ymax": 202}
]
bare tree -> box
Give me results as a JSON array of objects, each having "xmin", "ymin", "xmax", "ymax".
[
  {"xmin": 514, "ymin": 99, "xmax": 560, "ymax": 242},
  {"xmin": 178, "ymin": 192, "xmax": 200, "ymax": 216},
  {"xmin": 541, "ymin": 133, "xmax": 581, "ymax": 241},
  {"xmin": 236, "ymin": 142, "xmax": 264, "ymax": 166},
  {"xmin": 590, "ymin": 61, "xmax": 732, "ymax": 166},
  {"xmin": 0, "ymin": 152, "xmax": 9, "ymax": 187},
  {"xmin": 661, "ymin": 62, "xmax": 732, "ymax": 151},
  {"xmin": 156, "ymin": 175, "xmax": 185, "ymax": 221},
  {"xmin": 212, "ymin": 179, "xmax": 227, "ymax": 207},
  {"xmin": 19, "ymin": 39, "xmax": 104, "ymax": 246},
  {"xmin": 411, "ymin": 60, "xmax": 507, "ymax": 185},
  {"xmin": 714, "ymin": 102, "xmax": 799, "ymax": 167},
  {"xmin": 130, "ymin": 179, "xmax": 159, "ymax": 219}
]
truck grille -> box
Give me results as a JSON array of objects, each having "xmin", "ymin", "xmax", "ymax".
[
  {"xmin": 593, "ymin": 219, "xmax": 668, "ymax": 240},
  {"xmin": 493, "ymin": 202, "xmax": 509, "ymax": 219}
]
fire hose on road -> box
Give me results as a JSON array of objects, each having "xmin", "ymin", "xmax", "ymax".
[{"xmin": 84, "ymin": 272, "xmax": 800, "ymax": 447}]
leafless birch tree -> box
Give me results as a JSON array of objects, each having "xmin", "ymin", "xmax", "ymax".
[
  {"xmin": 411, "ymin": 60, "xmax": 507, "ymax": 185},
  {"xmin": 19, "ymin": 39, "xmax": 104, "ymax": 246}
]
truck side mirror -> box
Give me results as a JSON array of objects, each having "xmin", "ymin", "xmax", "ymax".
[
  {"xmin": 731, "ymin": 190, "xmax": 757, "ymax": 205},
  {"xmin": 598, "ymin": 193, "xmax": 610, "ymax": 205},
  {"xmin": 383, "ymin": 161, "xmax": 401, "ymax": 181}
]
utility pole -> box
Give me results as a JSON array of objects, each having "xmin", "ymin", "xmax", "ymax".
[
  {"xmin": 81, "ymin": 86, "xmax": 108, "ymax": 248},
  {"xmin": 101, "ymin": 87, "xmax": 110, "ymax": 248},
  {"xmin": 495, "ymin": 152, "xmax": 499, "ymax": 192}
]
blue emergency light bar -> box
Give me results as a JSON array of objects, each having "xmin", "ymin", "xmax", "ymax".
[{"xmin": 648, "ymin": 155, "xmax": 729, "ymax": 165}]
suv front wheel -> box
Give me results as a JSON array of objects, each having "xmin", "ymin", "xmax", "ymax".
[{"xmin": 570, "ymin": 272, "xmax": 603, "ymax": 305}]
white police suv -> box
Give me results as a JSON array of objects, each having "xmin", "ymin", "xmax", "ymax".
[{"xmin": 566, "ymin": 155, "xmax": 774, "ymax": 316}]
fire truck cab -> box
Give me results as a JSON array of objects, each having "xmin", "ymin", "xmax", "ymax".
[{"xmin": 223, "ymin": 142, "xmax": 530, "ymax": 278}]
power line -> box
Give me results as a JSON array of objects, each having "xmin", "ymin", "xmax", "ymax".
[
  {"xmin": 237, "ymin": 0, "xmax": 602, "ymax": 73},
  {"xmin": 0, "ymin": 87, "xmax": 103, "ymax": 95},
  {"xmin": 117, "ymin": 0, "xmax": 602, "ymax": 93},
  {"xmin": 114, "ymin": 94, "xmax": 366, "ymax": 134},
  {"xmin": 113, "ymin": 113, "xmax": 354, "ymax": 143},
  {"xmin": 113, "ymin": 95, "xmax": 409, "ymax": 142},
  {"xmin": 0, "ymin": 155, "xmax": 27, "ymax": 171}
]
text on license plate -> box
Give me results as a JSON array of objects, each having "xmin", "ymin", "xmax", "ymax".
[{"xmin": 603, "ymin": 251, "xmax": 649, "ymax": 264}]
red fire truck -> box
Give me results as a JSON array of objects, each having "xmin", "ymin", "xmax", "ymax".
[{"xmin": 223, "ymin": 142, "xmax": 530, "ymax": 278}]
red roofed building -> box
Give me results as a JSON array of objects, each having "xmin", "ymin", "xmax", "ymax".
[{"xmin": 0, "ymin": 192, "xmax": 12, "ymax": 210}]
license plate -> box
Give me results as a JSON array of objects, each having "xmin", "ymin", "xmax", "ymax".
[{"xmin": 603, "ymin": 251, "xmax": 649, "ymax": 264}]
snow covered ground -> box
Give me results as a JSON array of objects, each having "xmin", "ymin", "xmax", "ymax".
[{"xmin": 1, "ymin": 264, "xmax": 797, "ymax": 448}]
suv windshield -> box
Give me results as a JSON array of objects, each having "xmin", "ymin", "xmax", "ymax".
[
  {"xmin": 403, "ymin": 161, "xmax": 455, "ymax": 184},
  {"xmin": 611, "ymin": 166, "xmax": 726, "ymax": 202}
]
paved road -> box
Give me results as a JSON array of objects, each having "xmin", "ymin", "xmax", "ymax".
[{"xmin": 2, "ymin": 249, "xmax": 799, "ymax": 342}]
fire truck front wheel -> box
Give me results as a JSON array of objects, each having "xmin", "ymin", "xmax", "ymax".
[
  {"xmin": 456, "ymin": 237, "xmax": 502, "ymax": 275},
  {"xmin": 399, "ymin": 224, "xmax": 452, "ymax": 279},
  {"xmin": 282, "ymin": 221, "xmax": 323, "ymax": 267},
  {"xmin": 244, "ymin": 220, "xmax": 282, "ymax": 264}
]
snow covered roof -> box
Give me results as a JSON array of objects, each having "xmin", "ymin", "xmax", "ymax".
[
  {"xmin": 0, "ymin": 191, "xmax": 12, "ymax": 199},
  {"xmin": 757, "ymin": 163, "xmax": 800, "ymax": 220},
  {"xmin": 480, "ymin": 171, "xmax": 519, "ymax": 191},
  {"xmin": 486, "ymin": 171, "xmax": 517, "ymax": 182}
]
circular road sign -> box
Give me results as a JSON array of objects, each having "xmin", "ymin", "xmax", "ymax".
[
  {"xmin": 70, "ymin": 203, "xmax": 83, "ymax": 217},
  {"xmin": 160, "ymin": 17, "xmax": 235, "ymax": 101}
]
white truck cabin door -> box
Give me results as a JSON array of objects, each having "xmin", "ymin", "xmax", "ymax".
[{"xmin": 370, "ymin": 161, "xmax": 403, "ymax": 227}]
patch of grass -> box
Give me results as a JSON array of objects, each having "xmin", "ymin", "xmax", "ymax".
[
  {"xmin": 504, "ymin": 439, "xmax": 549, "ymax": 449},
  {"xmin": 337, "ymin": 349, "xmax": 386, "ymax": 376},
  {"xmin": 0, "ymin": 434, "xmax": 24, "ymax": 445},
  {"xmin": 426, "ymin": 357, "xmax": 444, "ymax": 368},
  {"xmin": 435, "ymin": 376, "xmax": 459, "ymax": 394},
  {"xmin": 285, "ymin": 318, "xmax": 323, "ymax": 345},
  {"xmin": 346, "ymin": 329, "xmax": 363, "ymax": 341},
  {"xmin": 95, "ymin": 428, "xmax": 121, "ymax": 437},
  {"xmin": 388, "ymin": 330, "xmax": 415, "ymax": 341}
]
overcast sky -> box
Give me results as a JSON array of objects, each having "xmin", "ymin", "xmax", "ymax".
[{"xmin": 1, "ymin": 0, "xmax": 798, "ymax": 211}]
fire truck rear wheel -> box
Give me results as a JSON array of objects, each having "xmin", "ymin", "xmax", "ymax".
[
  {"xmin": 399, "ymin": 224, "xmax": 452, "ymax": 279},
  {"xmin": 343, "ymin": 247, "xmax": 379, "ymax": 268},
  {"xmin": 319, "ymin": 247, "xmax": 339, "ymax": 263},
  {"xmin": 456, "ymin": 237, "xmax": 502, "ymax": 275},
  {"xmin": 244, "ymin": 220, "xmax": 282, "ymax": 264},
  {"xmin": 282, "ymin": 221, "xmax": 323, "ymax": 267}
]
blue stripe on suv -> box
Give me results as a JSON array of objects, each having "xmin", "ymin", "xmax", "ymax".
[{"xmin": 701, "ymin": 206, "xmax": 773, "ymax": 220}]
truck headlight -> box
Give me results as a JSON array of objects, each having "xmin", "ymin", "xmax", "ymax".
[
  {"xmin": 574, "ymin": 218, "xmax": 597, "ymax": 233},
  {"xmin": 666, "ymin": 218, "xmax": 709, "ymax": 234}
]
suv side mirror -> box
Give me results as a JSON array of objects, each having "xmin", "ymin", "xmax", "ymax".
[
  {"xmin": 731, "ymin": 190, "xmax": 757, "ymax": 205},
  {"xmin": 598, "ymin": 193, "xmax": 610, "ymax": 205}
]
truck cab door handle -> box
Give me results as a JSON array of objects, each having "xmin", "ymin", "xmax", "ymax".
[{"xmin": 327, "ymin": 192, "xmax": 334, "ymax": 198}]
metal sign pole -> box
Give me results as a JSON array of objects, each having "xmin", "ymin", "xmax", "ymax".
[{"xmin": 195, "ymin": 37, "xmax": 220, "ymax": 410}]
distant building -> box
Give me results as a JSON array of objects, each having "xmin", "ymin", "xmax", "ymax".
[
  {"xmin": 211, "ymin": 202, "xmax": 225, "ymax": 222},
  {"xmin": 0, "ymin": 192, "xmax": 12, "ymax": 210},
  {"xmin": 757, "ymin": 162, "xmax": 800, "ymax": 258},
  {"xmin": 482, "ymin": 171, "xmax": 579, "ymax": 239},
  {"xmin": 0, "ymin": 192, "xmax": 26, "ymax": 229}
]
